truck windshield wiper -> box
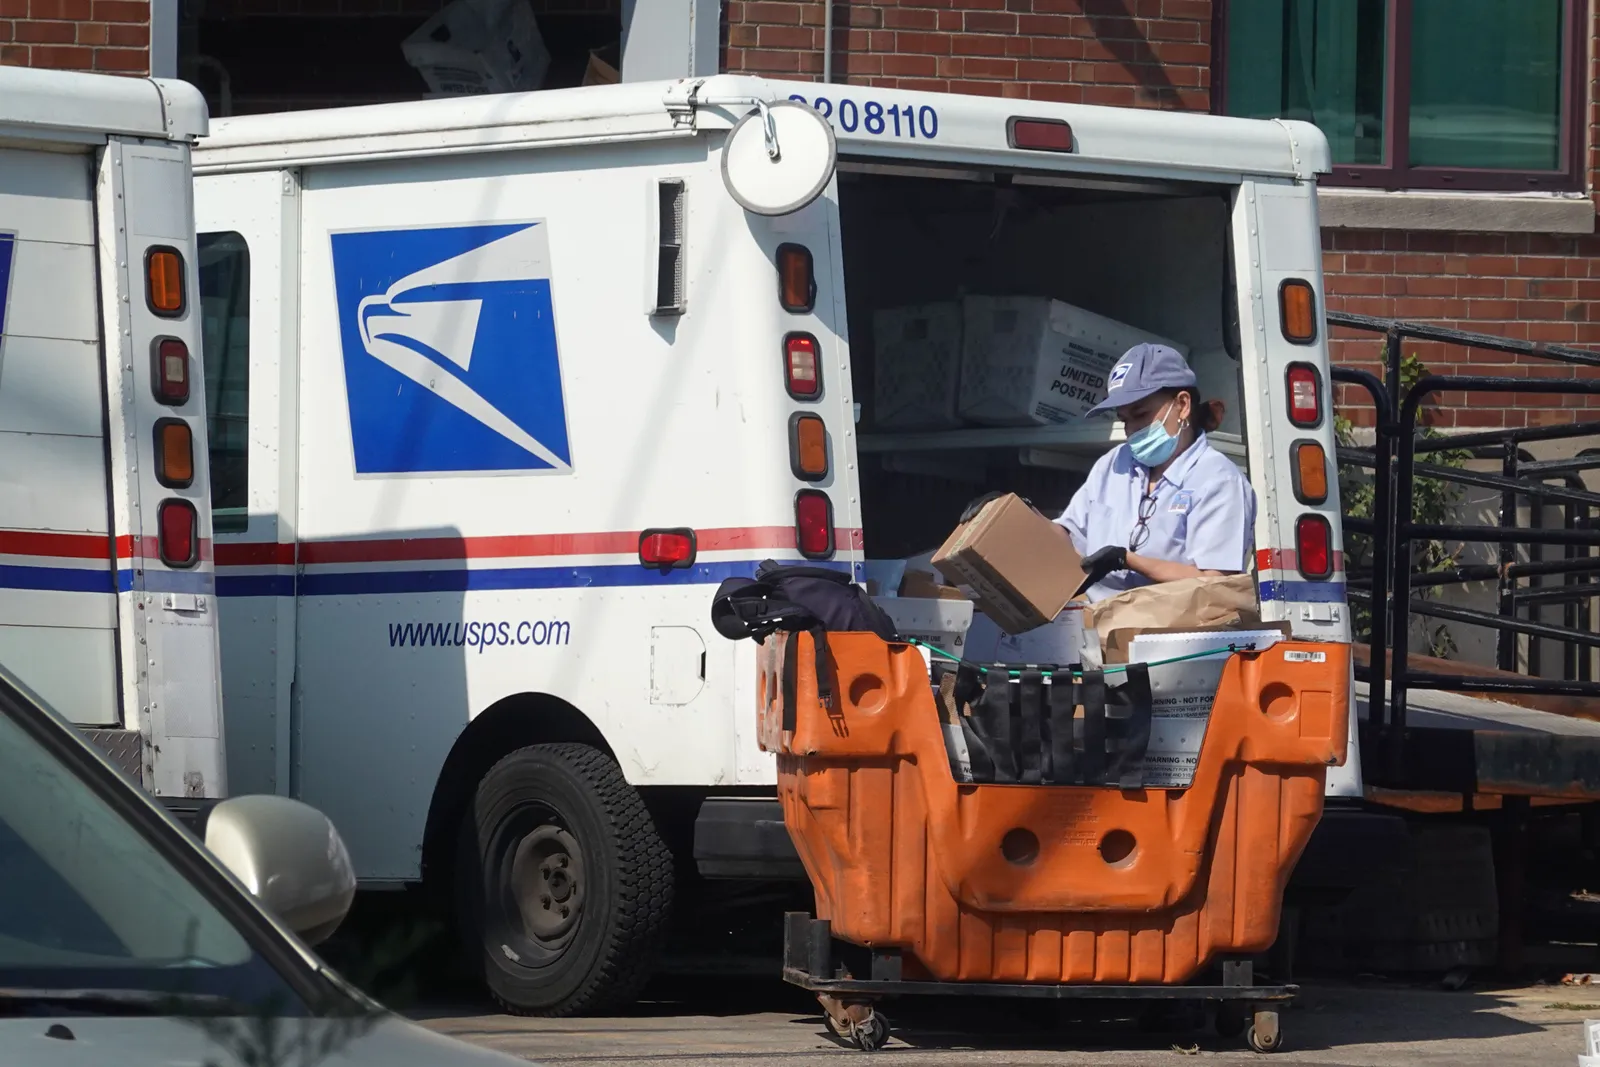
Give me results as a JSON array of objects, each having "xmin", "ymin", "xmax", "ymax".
[{"xmin": 0, "ymin": 987, "xmax": 250, "ymax": 1017}]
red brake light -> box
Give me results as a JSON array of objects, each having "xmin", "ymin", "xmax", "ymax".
[
  {"xmin": 1286, "ymin": 363, "xmax": 1322, "ymax": 428},
  {"xmin": 151, "ymin": 337, "xmax": 190, "ymax": 405},
  {"xmin": 1008, "ymin": 117, "xmax": 1074, "ymax": 152},
  {"xmin": 1295, "ymin": 515, "xmax": 1332, "ymax": 580},
  {"xmin": 158, "ymin": 499, "xmax": 198, "ymax": 567},
  {"xmin": 785, "ymin": 333, "xmax": 821, "ymax": 399},
  {"xmin": 795, "ymin": 490, "xmax": 834, "ymax": 559},
  {"xmin": 639, "ymin": 528, "xmax": 695, "ymax": 571}
]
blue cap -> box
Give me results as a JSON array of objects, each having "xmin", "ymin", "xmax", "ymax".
[{"xmin": 1086, "ymin": 343, "xmax": 1196, "ymax": 417}]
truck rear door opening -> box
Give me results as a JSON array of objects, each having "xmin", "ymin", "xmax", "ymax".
[{"xmin": 837, "ymin": 165, "xmax": 1246, "ymax": 562}]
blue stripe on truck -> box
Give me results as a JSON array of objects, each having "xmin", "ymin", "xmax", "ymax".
[
  {"xmin": 1259, "ymin": 580, "xmax": 1348, "ymax": 603},
  {"xmin": 293, "ymin": 558, "xmax": 851, "ymax": 597}
]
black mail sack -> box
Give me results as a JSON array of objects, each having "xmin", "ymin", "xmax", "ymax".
[
  {"xmin": 711, "ymin": 560, "xmax": 898, "ymax": 714},
  {"xmin": 935, "ymin": 660, "xmax": 1155, "ymax": 789}
]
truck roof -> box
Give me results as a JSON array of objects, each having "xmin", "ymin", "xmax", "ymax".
[
  {"xmin": 194, "ymin": 75, "xmax": 1330, "ymax": 184},
  {"xmin": 0, "ymin": 67, "xmax": 207, "ymax": 144}
]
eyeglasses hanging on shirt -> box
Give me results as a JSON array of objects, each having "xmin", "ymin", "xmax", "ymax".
[{"xmin": 1128, "ymin": 490, "xmax": 1158, "ymax": 552}]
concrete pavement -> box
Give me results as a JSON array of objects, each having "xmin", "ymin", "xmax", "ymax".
[{"xmin": 412, "ymin": 977, "xmax": 1600, "ymax": 1066}]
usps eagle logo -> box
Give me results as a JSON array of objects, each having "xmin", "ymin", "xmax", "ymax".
[
  {"xmin": 1108, "ymin": 361, "xmax": 1132, "ymax": 390},
  {"xmin": 330, "ymin": 222, "xmax": 572, "ymax": 475}
]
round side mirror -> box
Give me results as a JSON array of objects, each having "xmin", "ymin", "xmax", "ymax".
[
  {"xmin": 204, "ymin": 794, "xmax": 356, "ymax": 946},
  {"xmin": 720, "ymin": 100, "xmax": 838, "ymax": 217}
]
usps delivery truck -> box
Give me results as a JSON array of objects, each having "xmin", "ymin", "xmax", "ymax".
[
  {"xmin": 0, "ymin": 67, "xmax": 224, "ymax": 801},
  {"xmin": 191, "ymin": 76, "xmax": 1361, "ymax": 1014}
]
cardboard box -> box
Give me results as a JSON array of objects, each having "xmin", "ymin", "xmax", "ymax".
[
  {"xmin": 871, "ymin": 302, "xmax": 964, "ymax": 430},
  {"xmin": 957, "ymin": 295, "xmax": 1189, "ymax": 426},
  {"xmin": 899, "ymin": 569, "xmax": 968, "ymax": 601},
  {"xmin": 930, "ymin": 493, "xmax": 1086, "ymax": 634},
  {"xmin": 582, "ymin": 50, "xmax": 620, "ymax": 85}
]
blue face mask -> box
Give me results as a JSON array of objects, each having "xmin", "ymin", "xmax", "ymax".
[{"xmin": 1128, "ymin": 402, "xmax": 1182, "ymax": 467}]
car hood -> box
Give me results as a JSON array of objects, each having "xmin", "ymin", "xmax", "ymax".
[{"xmin": 0, "ymin": 1011, "xmax": 534, "ymax": 1066}]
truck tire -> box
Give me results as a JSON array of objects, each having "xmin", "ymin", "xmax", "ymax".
[{"xmin": 455, "ymin": 742, "xmax": 674, "ymax": 1016}]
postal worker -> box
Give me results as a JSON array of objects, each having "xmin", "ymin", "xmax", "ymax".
[{"xmin": 1056, "ymin": 343, "xmax": 1256, "ymax": 603}]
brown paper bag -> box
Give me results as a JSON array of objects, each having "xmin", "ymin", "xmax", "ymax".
[{"xmin": 1086, "ymin": 574, "xmax": 1261, "ymax": 662}]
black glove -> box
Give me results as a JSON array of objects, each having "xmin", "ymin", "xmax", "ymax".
[{"xmin": 1075, "ymin": 545, "xmax": 1128, "ymax": 598}]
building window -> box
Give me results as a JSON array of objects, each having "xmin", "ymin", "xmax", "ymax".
[
  {"xmin": 197, "ymin": 232, "xmax": 250, "ymax": 534},
  {"xmin": 1217, "ymin": 0, "xmax": 1584, "ymax": 191}
]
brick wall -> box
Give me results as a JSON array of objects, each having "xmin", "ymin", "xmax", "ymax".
[
  {"xmin": 196, "ymin": 0, "xmax": 613, "ymax": 16},
  {"xmin": 0, "ymin": 0, "xmax": 150, "ymax": 74},
  {"xmin": 1324, "ymin": 232, "xmax": 1600, "ymax": 431},
  {"xmin": 724, "ymin": 0, "xmax": 1600, "ymax": 432},
  {"xmin": 723, "ymin": 0, "xmax": 1211, "ymax": 108}
]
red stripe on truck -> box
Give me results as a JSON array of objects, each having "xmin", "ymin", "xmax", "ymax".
[
  {"xmin": 1256, "ymin": 548, "xmax": 1346, "ymax": 573},
  {"xmin": 215, "ymin": 526, "xmax": 865, "ymax": 567}
]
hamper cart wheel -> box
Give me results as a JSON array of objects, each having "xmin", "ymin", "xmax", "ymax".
[
  {"xmin": 824, "ymin": 1006, "xmax": 891, "ymax": 1051},
  {"xmin": 1246, "ymin": 1008, "xmax": 1282, "ymax": 1054},
  {"xmin": 852, "ymin": 1011, "xmax": 891, "ymax": 1052}
]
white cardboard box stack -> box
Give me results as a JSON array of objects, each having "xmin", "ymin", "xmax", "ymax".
[
  {"xmin": 958, "ymin": 295, "xmax": 1189, "ymax": 426},
  {"xmin": 870, "ymin": 302, "xmax": 964, "ymax": 429},
  {"xmin": 873, "ymin": 596, "xmax": 974, "ymax": 658}
]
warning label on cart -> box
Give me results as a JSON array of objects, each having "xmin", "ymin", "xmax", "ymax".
[{"xmin": 1140, "ymin": 752, "xmax": 1201, "ymax": 789}]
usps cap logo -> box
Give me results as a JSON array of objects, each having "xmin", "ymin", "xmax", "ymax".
[
  {"xmin": 1108, "ymin": 361, "xmax": 1132, "ymax": 390},
  {"xmin": 330, "ymin": 221, "xmax": 572, "ymax": 475}
]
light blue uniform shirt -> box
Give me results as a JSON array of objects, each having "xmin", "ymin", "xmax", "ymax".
[{"xmin": 1056, "ymin": 432, "xmax": 1256, "ymax": 604}]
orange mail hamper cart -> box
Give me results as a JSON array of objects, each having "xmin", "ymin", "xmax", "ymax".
[{"xmin": 758, "ymin": 630, "xmax": 1350, "ymax": 1053}]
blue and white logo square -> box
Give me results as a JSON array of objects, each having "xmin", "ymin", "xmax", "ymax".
[
  {"xmin": 0, "ymin": 232, "xmax": 15, "ymax": 338},
  {"xmin": 330, "ymin": 221, "xmax": 571, "ymax": 475},
  {"xmin": 1108, "ymin": 361, "xmax": 1132, "ymax": 391}
]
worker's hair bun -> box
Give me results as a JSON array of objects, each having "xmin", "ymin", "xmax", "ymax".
[{"xmin": 1182, "ymin": 389, "xmax": 1224, "ymax": 434}]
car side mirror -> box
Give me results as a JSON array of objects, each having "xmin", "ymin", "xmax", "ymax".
[{"xmin": 203, "ymin": 795, "xmax": 356, "ymax": 946}]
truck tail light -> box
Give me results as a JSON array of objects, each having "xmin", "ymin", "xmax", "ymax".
[
  {"xmin": 147, "ymin": 247, "xmax": 185, "ymax": 316},
  {"xmin": 795, "ymin": 490, "xmax": 833, "ymax": 559},
  {"xmin": 1295, "ymin": 515, "xmax": 1332, "ymax": 580},
  {"xmin": 158, "ymin": 499, "xmax": 198, "ymax": 567},
  {"xmin": 790, "ymin": 413, "xmax": 829, "ymax": 481},
  {"xmin": 785, "ymin": 333, "xmax": 821, "ymax": 399},
  {"xmin": 151, "ymin": 337, "xmax": 190, "ymax": 405},
  {"xmin": 639, "ymin": 528, "xmax": 696, "ymax": 571},
  {"xmin": 1279, "ymin": 279, "xmax": 1317, "ymax": 344},
  {"xmin": 778, "ymin": 244, "xmax": 816, "ymax": 313},
  {"xmin": 1292, "ymin": 441, "xmax": 1328, "ymax": 504},
  {"xmin": 1286, "ymin": 363, "xmax": 1323, "ymax": 428},
  {"xmin": 155, "ymin": 419, "xmax": 194, "ymax": 488},
  {"xmin": 1007, "ymin": 117, "xmax": 1074, "ymax": 152}
]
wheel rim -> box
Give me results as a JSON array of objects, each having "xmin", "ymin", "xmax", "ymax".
[
  {"xmin": 512, "ymin": 825, "xmax": 586, "ymax": 941},
  {"xmin": 485, "ymin": 806, "xmax": 588, "ymax": 965}
]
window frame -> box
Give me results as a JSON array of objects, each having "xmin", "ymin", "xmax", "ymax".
[
  {"xmin": 1212, "ymin": 0, "xmax": 1588, "ymax": 192},
  {"xmin": 196, "ymin": 230, "xmax": 251, "ymax": 535}
]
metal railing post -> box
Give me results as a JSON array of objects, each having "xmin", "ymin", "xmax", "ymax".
[{"xmin": 1499, "ymin": 441, "xmax": 1519, "ymax": 672}]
